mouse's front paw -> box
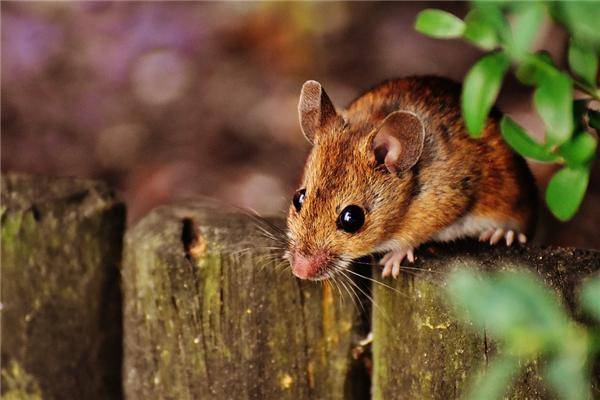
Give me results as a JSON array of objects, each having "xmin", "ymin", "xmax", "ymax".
[
  {"xmin": 379, "ymin": 247, "xmax": 415, "ymax": 279},
  {"xmin": 479, "ymin": 228, "xmax": 527, "ymax": 246}
]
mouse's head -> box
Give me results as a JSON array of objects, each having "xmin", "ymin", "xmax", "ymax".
[{"xmin": 286, "ymin": 80, "xmax": 425, "ymax": 280}]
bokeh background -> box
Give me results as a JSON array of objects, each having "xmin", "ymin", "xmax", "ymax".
[{"xmin": 2, "ymin": 1, "xmax": 598, "ymax": 247}]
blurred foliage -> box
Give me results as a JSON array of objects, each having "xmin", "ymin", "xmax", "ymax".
[
  {"xmin": 447, "ymin": 269, "xmax": 600, "ymax": 400},
  {"xmin": 420, "ymin": 5, "xmax": 599, "ymax": 398},
  {"xmin": 417, "ymin": 5, "xmax": 599, "ymax": 396},
  {"xmin": 416, "ymin": 1, "xmax": 599, "ymax": 221}
]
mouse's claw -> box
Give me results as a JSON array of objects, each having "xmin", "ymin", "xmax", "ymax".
[
  {"xmin": 518, "ymin": 233, "xmax": 527, "ymax": 244},
  {"xmin": 480, "ymin": 228, "xmax": 527, "ymax": 246},
  {"xmin": 490, "ymin": 228, "xmax": 505, "ymax": 245},
  {"xmin": 379, "ymin": 247, "xmax": 415, "ymax": 279},
  {"xmin": 505, "ymin": 230, "xmax": 514, "ymax": 246},
  {"xmin": 479, "ymin": 229, "xmax": 494, "ymax": 242}
]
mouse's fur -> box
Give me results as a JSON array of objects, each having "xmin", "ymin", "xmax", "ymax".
[{"xmin": 286, "ymin": 76, "xmax": 536, "ymax": 280}]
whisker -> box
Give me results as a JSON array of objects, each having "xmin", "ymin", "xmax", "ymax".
[
  {"xmin": 338, "ymin": 272, "xmax": 366, "ymax": 316},
  {"xmin": 349, "ymin": 258, "xmax": 444, "ymax": 275},
  {"xmin": 341, "ymin": 270, "xmax": 390, "ymax": 323},
  {"xmin": 343, "ymin": 267, "xmax": 408, "ymax": 298},
  {"xmin": 228, "ymin": 247, "xmax": 260, "ymax": 256},
  {"xmin": 336, "ymin": 275, "xmax": 356, "ymax": 308},
  {"xmin": 340, "ymin": 276, "xmax": 365, "ymax": 315},
  {"xmin": 327, "ymin": 276, "xmax": 345, "ymax": 306}
]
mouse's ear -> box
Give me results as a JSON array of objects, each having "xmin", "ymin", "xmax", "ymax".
[
  {"xmin": 371, "ymin": 111, "xmax": 425, "ymax": 174},
  {"xmin": 298, "ymin": 80, "xmax": 338, "ymax": 144}
]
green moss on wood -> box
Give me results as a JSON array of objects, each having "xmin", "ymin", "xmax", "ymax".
[
  {"xmin": 123, "ymin": 202, "xmax": 363, "ymax": 400},
  {"xmin": 1, "ymin": 173, "xmax": 125, "ymax": 400},
  {"xmin": 0, "ymin": 360, "xmax": 42, "ymax": 400}
]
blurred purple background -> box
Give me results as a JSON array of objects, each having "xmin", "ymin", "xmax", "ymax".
[{"xmin": 2, "ymin": 2, "xmax": 597, "ymax": 248}]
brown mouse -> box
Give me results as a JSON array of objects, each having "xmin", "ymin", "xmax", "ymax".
[{"xmin": 285, "ymin": 76, "xmax": 536, "ymax": 280}]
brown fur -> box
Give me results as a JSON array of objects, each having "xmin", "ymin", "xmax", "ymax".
[{"xmin": 287, "ymin": 76, "xmax": 536, "ymax": 274}]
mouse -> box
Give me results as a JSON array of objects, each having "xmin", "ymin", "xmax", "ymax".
[{"xmin": 284, "ymin": 76, "xmax": 537, "ymax": 280}]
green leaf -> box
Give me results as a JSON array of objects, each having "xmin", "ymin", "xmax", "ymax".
[
  {"xmin": 549, "ymin": 2, "xmax": 600, "ymax": 49},
  {"xmin": 491, "ymin": 272, "xmax": 568, "ymax": 350},
  {"xmin": 515, "ymin": 52, "xmax": 556, "ymax": 86},
  {"xmin": 462, "ymin": 52, "xmax": 510, "ymax": 137},
  {"xmin": 446, "ymin": 270, "xmax": 490, "ymax": 324},
  {"xmin": 415, "ymin": 9, "xmax": 465, "ymax": 38},
  {"xmin": 545, "ymin": 352, "xmax": 591, "ymax": 400},
  {"xmin": 507, "ymin": 3, "xmax": 545, "ymax": 60},
  {"xmin": 534, "ymin": 72, "xmax": 574, "ymax": 145},
  {"xmin": 463, "ymin": 8, "xmax": 499, "ymax": 50},
  {"xmin": 580, "ymin": 276, "xmax": 600, "ymax": 321},
  {"xmin": 559, "ymin": 131, "xmax": 597, "ymax": 166},
  {"xmin": 500, "ymin": 117, "xmax": 556, "ymax": 162},
  {"xmin": 568, "ymin": 40, "xmax": 599, "ymax": 88},
  {"xmin": 545, "ymin": 166, "xmax": 590, "ymax": 221},
  {"xmin": 465, "ymin": 355, "xmax": 519, "ymax": 400},
  {"xmin": 470, "ymin": 2, "xmax": 511, "ymax": 44},
  {"xmin": 447, "ymin": 270, "xmax": 568, "ymax": 352},
  {"xmin": 590, "ymin": 110, "xmax": 600, "ymax": 132}
]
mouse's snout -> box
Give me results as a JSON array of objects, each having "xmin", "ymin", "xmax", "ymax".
[{"xmin": 290, "ymin": 250, "xmax": 330, "ymax": 280}]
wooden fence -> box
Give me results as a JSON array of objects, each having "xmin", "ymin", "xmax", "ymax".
[{"xmin": 1, "ymin": 173, "xmax": 598, "ymax": 399}]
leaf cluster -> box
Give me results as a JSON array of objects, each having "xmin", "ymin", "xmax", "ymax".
[
  {"xmin": 447, "ymin": 269, "xmax": 600, "ymax": 400},
  {"xmin": 416, "ymin": 2, "xmax": 599, "ymax": 221}
]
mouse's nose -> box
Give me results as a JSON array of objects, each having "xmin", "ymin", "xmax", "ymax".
[{"xmin": 291, "ymin": 251, "xmax": 329, "ymax": 280}]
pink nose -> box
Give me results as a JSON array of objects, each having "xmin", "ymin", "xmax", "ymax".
[{"xmin": 291, "ymin": 251, "xmax": 329, "ymax": 280}]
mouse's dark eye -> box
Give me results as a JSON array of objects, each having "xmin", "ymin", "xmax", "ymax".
[
  {"xmin": 293, "ymin": 188, "xmax": 306, "ymax": 212},
  {"xmin": 337, "ymin": 205, "xmax": 365, "ymax": 233}
]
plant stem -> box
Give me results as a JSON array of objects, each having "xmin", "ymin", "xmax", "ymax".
[{"xmin": 573, "ymin": 80, "xmax": 600, "ymax": 101}]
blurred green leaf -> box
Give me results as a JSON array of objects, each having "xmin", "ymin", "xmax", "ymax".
[
  {"xmin": 507, "ymin": 3, "xmax": 544, "ymax": 60},
  {"xmin": 446, "ymin": 270, "xmax": 489, "ymax": 322},
  {"xmin": 559, "ymin": 131, "xmax": 597, "ymax": 166},
  {"xmin": 534, "ymin": 73, "xmax": 574, "ymax": 145},
  {"xmin": 447, "ymin": 270, "xmax": 568, "ymax": 353},
  {"xmin": 415, "ymin": 9, "xmax": 465, "ymax": 38},
  {"xmin": 589, "ymin": 110, "xmax": 600, "ymax": 132},
  {"xmin": 580, "ymin": 276, "xmax": 600, "ymax": 321},
  {"xmin": 500, "ymin": 117, "xmax": 556, "ymax": 162},
  {"xmin": 549, "ymin": 2, "xmax": 600, "ymax": 49},
  {"xmin": 515, "ymin": 52, "xmax": 556, "ymax": 86},
  {"xmin": 545, "ymin": 352, "xmax": 590, "ymax": 400},
  {"xmin": 448, "ymin": 269, "xmax": 597, "ymax": 400},
  {"xmin": 568, "ymin": 40, "xmax": 599, "ymax": 88},
  {"xmin": 462, "ymin": 52, "xmax": 510, "ymax": 137},
  {"xmin": 463, "ymin": 8, "xmax": 499, "ymax": 50},
  {"xmin": 545, "ymin": 166, "xmax": 590, "ymax": 221},
  {"xmin": 465, "ymin": 355, "xmax": 519, "ymax": 400},
  {"xmin": 491, "ymin": 272, "xmax": 569, "ymax": 350},
  {"xmin": 470, "ymin": 2, "xmax": 511, "ymax": 44}
]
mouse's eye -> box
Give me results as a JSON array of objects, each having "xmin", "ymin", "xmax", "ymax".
[
  {"xmin": 293, "ymin": 188, "xmax": 306, "ymax": 212},
  {"xmin": 337, "ymin": 205, "xmax": 365, "ymax": 233}
]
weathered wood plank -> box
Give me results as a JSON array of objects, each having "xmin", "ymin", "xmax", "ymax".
[
  {"xmin": 4, "ymin": 174, "xmax": 596, "ymax": 400},
  {"xmin": 122, "ymin": 202, "xmax": 367, "ymax": 399},
  {"xmin": 1, "ymin": 173, "xmax": 125, "ymax": 399},
  {"xmin": 372, "ymin": 241, "xmax": 600, "ymax": 400}
]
